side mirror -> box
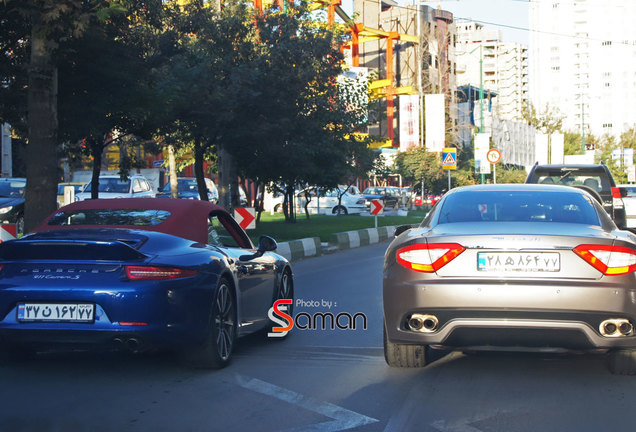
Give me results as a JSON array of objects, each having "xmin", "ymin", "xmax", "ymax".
[
  {"xmin": 394, "ymin": 225, "xmax": 412, "ymax": 237},
  {"xmin": 257, "ymin": 235, "xmax": 277, "ymax": 253},
  {"xmin": 239, "ymin": 236, "xmax": 277, "ymax": 261}
]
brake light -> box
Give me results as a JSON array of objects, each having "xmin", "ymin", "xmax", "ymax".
[
  {"xmin": 396, "ymin": 243, "xmax": 465, "ymax": 272},
  {"xmin": 125, "ymin": 266, "xmax": 198, "ymax": 280},
  {"xmin": 573, "ymin": 244, "xmax": 636, "ymax": 275},
  {"xmin": 611, "ymin": 187, "xmax": 625, "ymax": 211}
]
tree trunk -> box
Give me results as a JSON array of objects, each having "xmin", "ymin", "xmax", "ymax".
[
  {"xmin": 286, "ymin": 185, "xmax": 296, "ymax": 223},
  {"xmin": 168, "ymin": 144, "xmax": 178, "ymax": 198},
  {"xmin": 193, "ymin": 141, "xmax": 208, "ymax": 201},
  {"xmin": 24, "ymin": 25, "xmax": 59, "ymax": 232},
  {"xmin": 217, "ymin": 143, "xmax": 231, "ymax": 209},
  {"xmin": 90, "ymin": 142, "xmax": 103, "ymax": 200},
  {"xmin": 255, "ymin": 182, "xmax": 263, "ymax": 223}
]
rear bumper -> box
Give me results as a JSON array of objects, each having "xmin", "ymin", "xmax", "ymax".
[
  {"xmin": 0, "ymin": 277, "xmax": 218, "ymax": 351},
  {"xmin": 384, "ymin": 276, "xmax": 636, "ymax": 351}
]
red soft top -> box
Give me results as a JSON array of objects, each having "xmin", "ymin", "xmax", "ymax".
[{"xmin": 34, "ymin": 198, "xmax": 227, "ymax": 244}]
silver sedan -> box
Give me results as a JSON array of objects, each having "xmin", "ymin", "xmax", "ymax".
[{"xmin": 383, "ymin": 184, "xmax": 636, "ymax": 374}]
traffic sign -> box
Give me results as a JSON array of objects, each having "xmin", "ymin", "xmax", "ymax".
[
  {"xmin": 234, "ymin": 208, "xmax": 256, "ymax": 230},
  {"xmin": 486, "ymin": 148, "xmax": 501, "ymax": 164},
  {"xmin": 442, "ymin": 148, "xmax": 457, "ymax": 170},
  {"xmin": 370, "ymin": 199, "xmax": 384, "ymax": 215},
  {"xmin": 0, "ymin": 224, "xmax": 16, "ymax": 242}
]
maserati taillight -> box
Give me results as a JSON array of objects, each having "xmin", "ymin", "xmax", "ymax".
[
  {"xmin": 396, "ymin": 243, "xmax": 465, "ymax": 273},
  {"xmin": 573, "ymin": 244, "xmax": 636, "ymax": 275},
  {"xmin": 125, "ymin": 266, "xmax": 198, "ymax": 280}
]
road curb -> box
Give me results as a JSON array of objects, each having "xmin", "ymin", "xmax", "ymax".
[
  {"xmin": 276, "ymin": 226, "xmax": 397, "ymax": 262},
  {"xmin": 276, "ymin": 237, "xmax": 322, "ymax": 262},
  {"xmin": 329, "ymin": 225, "xmax": 396, "ymax": 251}
]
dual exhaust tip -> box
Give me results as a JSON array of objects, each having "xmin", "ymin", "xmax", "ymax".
[
  {"xmin": 408, "ymin": 314, "xmax": 439, "ymax": 333},
  {"xmin": 600, "ymin": 319, "xmax": 633, "ymax": 337},
  {"xmin": 112, "ymin": 337, "xmax": 141, "ymax": 351}
]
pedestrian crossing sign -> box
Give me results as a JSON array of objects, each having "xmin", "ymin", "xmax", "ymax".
[{"xmin": 442, "ymin": 148, "xmax": 457, "ymax": 170}]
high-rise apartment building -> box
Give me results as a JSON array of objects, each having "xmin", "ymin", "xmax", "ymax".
[
  {"xmin": 455, "ymin": 21, "xmax": 529, "ymax": 123},
  {"xmin": 530, "ymin": 0, "xmax": 636, "ymax": 139}
]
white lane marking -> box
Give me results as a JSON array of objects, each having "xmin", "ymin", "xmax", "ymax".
[
  {"xmin": 237, "ymin": 375, "xmax": 379, "ymax": 432},
  {"xmin": 430, "ymin": 411, "xmax": 508, "ymax": 432}
]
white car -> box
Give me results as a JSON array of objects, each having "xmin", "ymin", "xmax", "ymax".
[
  {"xmin": 75, "ymin": 175, "xmax": 155, "ymax": 201},
  {"xmin": 617, "ymin": 184, "xmax": 636, "ymax": 228},
  {"xmin": 297, "ymin": 186, "xmax": 366, "ymax": 215}
]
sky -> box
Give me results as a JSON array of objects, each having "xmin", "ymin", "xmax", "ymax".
[{"xmin": 340, "ymin": 0, "xmax": 530, "ymax": 45}]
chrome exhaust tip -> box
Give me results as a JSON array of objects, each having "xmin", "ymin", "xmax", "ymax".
[
  {"xmin": 600, "ymin": 319, "xmax": 633, "ymax": 337},
  {"xmin": 408, "ymin": 316, "xmax": 424, "ymax": 331},
  {"xmin": 408, "ymin": 314, "xmax": 438, "ymax": 333},
  {"xmin": 126, "ymin": 338, "xmax": 140, "ymax": 351}
]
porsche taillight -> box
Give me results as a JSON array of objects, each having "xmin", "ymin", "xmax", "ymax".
[
  {"xmin": 573, "ymin": 244, "xmax": 636, "ymax": 275},
  {"xmin": 125, "ymin": 266, "xmax": 198, "ymax": 280},
  {"xmin": 396, "ymin": 243, "xmax": 465, "ymax": 273}
]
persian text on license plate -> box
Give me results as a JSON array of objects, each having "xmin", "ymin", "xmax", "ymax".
[
  {"xmin": 477, "ymin": 252, "xmax": 560, "ymax": 272},
  {"xmin": 17, "ymin": 303, "xmax": 94, "ymax": 323}
]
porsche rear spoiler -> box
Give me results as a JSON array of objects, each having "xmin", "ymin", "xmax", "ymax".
[{"xmin": 0, "ymin": 239, "xmax": 148, "ymax": 262}]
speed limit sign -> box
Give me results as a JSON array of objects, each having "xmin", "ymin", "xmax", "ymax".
[{"xmin": 486, "ymin": 148, "xmax": 501, "ymax": 164}]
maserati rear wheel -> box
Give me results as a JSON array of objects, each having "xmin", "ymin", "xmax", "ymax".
[{"xmin": 383, "ymin": 323, "xmax": 428, "ymax": 368}]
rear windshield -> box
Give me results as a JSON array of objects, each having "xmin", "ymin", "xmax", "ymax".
[
  {"xmin": 47, "ymin": 209, "xmax": 171, "ymax": 226},
  {"xmin": 438, "ymin": 190, "xmax": 600, "ymax": 225},
  {"xmin": 531, "ymin": 169, "xmax": 611, "ymax": 194}
]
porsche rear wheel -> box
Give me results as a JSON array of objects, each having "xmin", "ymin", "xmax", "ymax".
[
  {"xmin": 383, "ymin": 324, "xmax": 428, "ymax": 368},
  {"xmin": 267, "ymin": 269, "xmax": 294, "ymax": 339},
  {"xmin": 183, "ymin": 278, "xmax": 237, "ymax": 368}
]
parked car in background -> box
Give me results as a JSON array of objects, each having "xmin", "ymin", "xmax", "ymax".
[
  {"xmin": 362, "ymin": 186, "xmax": 401, "ymax": 210},
  {"xmin": 75, "ymin": 175, "xmax": 155, "ymax": 201},
  {"xmin": 0, "ymin": 178, "xmax": 25, "ymax": 235},
  {"xmin": 57, "ymin": 182, "xmax": 84, "ymax": 207},
  {"xmin": 157, "ymin": 177, "xmax": 218, "ymax": 202},
  {"xmin": 526, "ymin": 162, "xmax": 627, "ymax": 228},
  {"xmin": 297, "ymin": 186, "xmax": 366, "ymax": 215},
  {"xmin": 617, "ymin": 184, "xmax": 636, "ymax": 229}
]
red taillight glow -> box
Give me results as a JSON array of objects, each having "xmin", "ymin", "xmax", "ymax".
[
  {"xmin": 573, "ymin": 244, "xmax": 636, "ymax": 275},
  {"xmin": 612, "ymin": 187, "xmax": 622, "ymax": 199},
  {"xmin": 396, "ymin": 243, "xmax": 465, "ymax": 273},
  {"xmin": 125, "ymin": 266, "xmax": 198, "ymax": 281}
]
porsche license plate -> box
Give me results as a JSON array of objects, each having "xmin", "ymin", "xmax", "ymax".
[
  {"xmin": 477, "ymin": 252, "xmax": 560, "ymax": 272},
  {"xmin": 17, "ymin": 303, "xmax": 94, "ymax": 322}
]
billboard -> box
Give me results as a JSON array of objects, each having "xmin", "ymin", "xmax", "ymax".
[
  {"xmin": 474, "ymin": 133, "xmax": 490, "ymax": 174},
  {"xmin": 425, "ymin": 94, "xmax": 445, "ymax": 152},
  {"xmin": 399, "ymin": 95, "xmax": 420, "ymax": 152}
]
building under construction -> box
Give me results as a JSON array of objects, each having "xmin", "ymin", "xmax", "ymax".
[{"xmin": 352, "ymin": 0, "xmax": 458, "ymax": 150}]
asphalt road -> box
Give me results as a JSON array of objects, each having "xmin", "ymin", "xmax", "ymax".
[{"xmin": 3, "ymin": 241, "xmax": 636, "ymax": 432}]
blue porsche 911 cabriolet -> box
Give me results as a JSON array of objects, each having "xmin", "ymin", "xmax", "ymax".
[{"xmin": 0, "ymin": 198, "xmax": 294, "ymax": 368}]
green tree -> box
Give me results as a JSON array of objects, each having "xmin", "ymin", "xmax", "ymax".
[
  {"xmin": 57, "ymin": 1, "xmax": 166, "ymax": 198},
  {"xmin": 595, "ymin": 134, "xmax": 627, "ymax": 184},
  {"xmin": 229, "ymin": 6, "xmax": 373, "ymax": 221},
  {"xmin": 155, "ymin": 0, "xmax": 256, "ymax": 206},
  {"xmin": 495, "ymin": 166, "xmax": 526, "ymax": 184},
  {"xmin": 0, "ymin": 0, "xmax": 101, "ymax": 231}
]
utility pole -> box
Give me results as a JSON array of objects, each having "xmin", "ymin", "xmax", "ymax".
[{"xmin": 479, "ymin": 44, "xmax": 485, "ymax": 184}]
